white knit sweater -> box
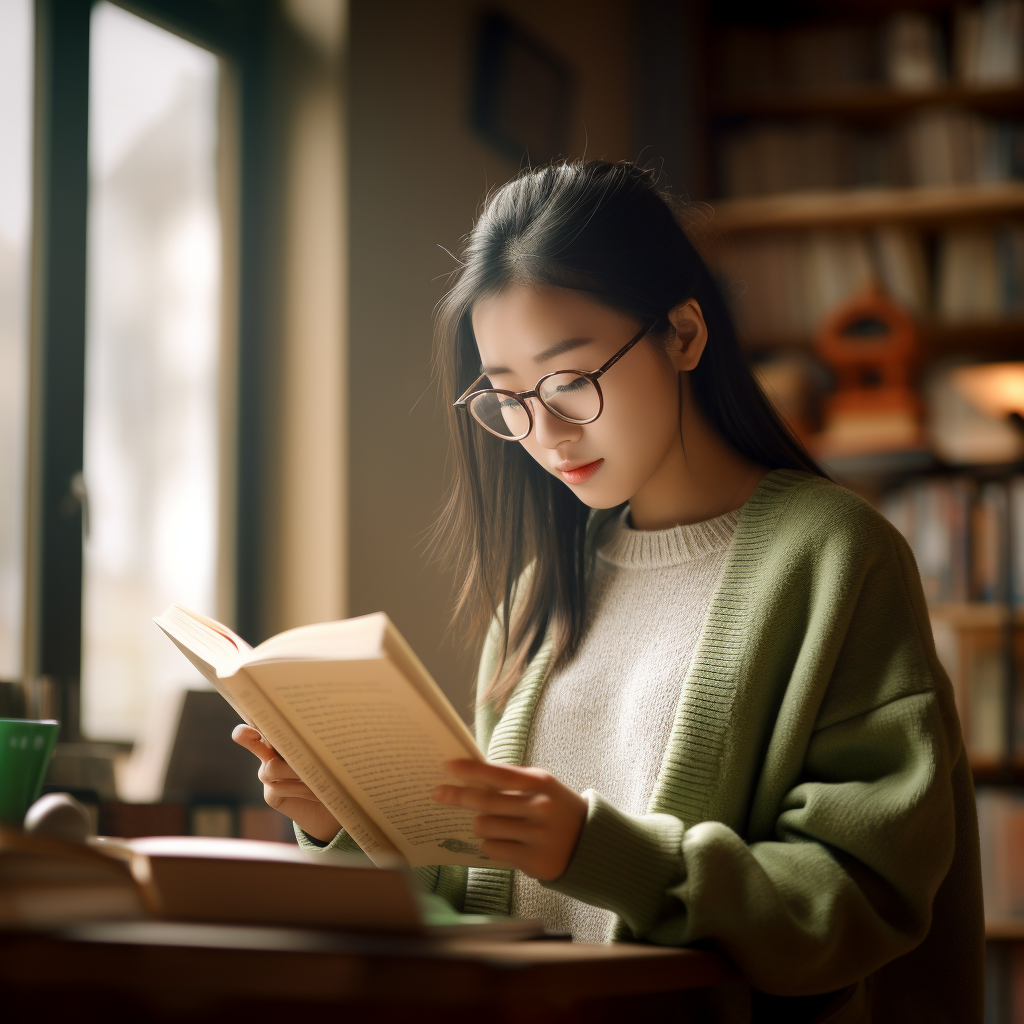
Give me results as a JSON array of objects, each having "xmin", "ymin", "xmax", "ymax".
[{"xmin": 511, "ymin": 504, "xmax": 740, "ymax": 942}]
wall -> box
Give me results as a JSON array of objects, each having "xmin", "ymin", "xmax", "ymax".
[
  {"xmin": 347, "ymin": 0, "xmax": 635, "ymax": 717},
  {"xmin": 273, "ymin": 0, "xmax": 348, "ymax": 633}
]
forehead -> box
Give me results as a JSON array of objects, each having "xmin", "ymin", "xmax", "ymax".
[{"xmin": 471, "ymin": 285, "xmax": 624, "ymax": 355}]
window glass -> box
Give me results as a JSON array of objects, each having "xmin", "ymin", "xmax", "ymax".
[
  {"xmin": 0, "ymin": 0, "xmax": 33, "ymax": 681},
  {"xmin": 83, "ymin": 2, "xmax": 222, "ymax": 740}
]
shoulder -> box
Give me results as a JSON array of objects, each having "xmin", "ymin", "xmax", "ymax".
[{"xmin": 748, "ymin": 469, "xmax": 901, "ymax": 562}]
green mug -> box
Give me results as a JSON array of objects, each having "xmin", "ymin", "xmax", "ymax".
[{"xmin": 0, "ymin": 719, "xmax": 60, "ymax": 825}]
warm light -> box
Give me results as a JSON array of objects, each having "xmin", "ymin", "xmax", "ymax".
[{"xmin": 950, "ymin": 363, "xmax": 1024, "ymax": 421}]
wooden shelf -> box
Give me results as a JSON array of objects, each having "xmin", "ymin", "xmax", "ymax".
[
  {"xmin": 971, "ymin": 762, "xmax": 1024, "ymax": 784},
  {"xmin": 819, "ymin": 448, "xmax": 935, "ymax": 480},
  {"xmin": 923, "ymin": 319, "xmax": 1024, "ymax": 357},
  {"xmin": 744, "ymin": 318, "xmax": 1024, "ymax": 358},
  {"xmin": 711, "ymin": 183, "xmax": 1024, "ymax": 232},
  {"xmin": 713, "ymin": 83, "xmax": 1024, "ymax": 121},
  {"xmin": 986, "ymin": 918, "xmax": 1024, "ymax": 941},
  {"xmin": 930, "ymin": 602, "xmax": 1024, "ymax": 629}
]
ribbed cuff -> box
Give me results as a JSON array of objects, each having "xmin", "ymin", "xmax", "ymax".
[
  {"xmin": 542, "ymin": 790, "xmax": 686, "ymax": 937},
  {"xmin": 293, "ymin": 822, "xmax": 367, "ymax": 858}
]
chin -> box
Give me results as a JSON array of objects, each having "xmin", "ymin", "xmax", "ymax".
[{"xmin": 564, "ymin": 482, "xmax": 632, "ymax": 510}]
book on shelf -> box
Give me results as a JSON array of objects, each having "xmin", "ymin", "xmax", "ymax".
[
  {"xmin": 154, "ymin": 604, "xmax": 498, "ymax": 871},
  {"xmin": 715, "ymin": 228, "xmax": 928, "ymax": 343},
  {"xmin": 881, "ymin": 475, "xmax": 1024, "ymax": 606},
  {"xmin": 884, "ymin": 12, "xmax": 946, "ymax": 90},
  {"xmin": 977, "ymin": 789, "xmax": 1024, "ymax": 923},
  {"xmin": 931, "ymin": 611, "xmax": 1024, "ymax": 765},
  {"xmin": 716, "ymin": 223, "xmax": 1024, "ymax": 345},
  {"xmin": 718, "ymin": 112, "xmax": 1024, "ymax": 200},
  {"xmin": 881, "ymin": 475, "xmax": 1024, "ymax": 767},
  {"xmin": 937, "ymin": 226, "xmax": 1024, "ymax": 321},
  {"xmin": 956, "ymin": 1, "xmax": 1024, "ymax": 85},
  {"xmin": 716, "ymin": 3, "xmax": 1024, "ymax": 104},
  {"xmin": 715, "ymin": 23, "xmax": 875, "ymax": 100},
  {"xmin": 984, "ymin": 940, "xmax": 1024, "ymax": 1024}
]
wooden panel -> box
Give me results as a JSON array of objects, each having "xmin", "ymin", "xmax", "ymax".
[
  {"xmin": 743, "ymin": 319, "xmax": 1024, "ymax": 360},
  {"xmin": 0, "ymin": 924, "xmax": 736, "ymax": 1011},
  {"xmin": 713, "ymin": 84, "xmax": 1024, "ymax": 120},
  {"xmin": 711, "ymin": 183, "xmax": 1024, "ymax": 232}
]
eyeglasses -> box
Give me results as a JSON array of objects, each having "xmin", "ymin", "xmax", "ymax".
[{"xmin": 454, "ymin": 321, "xmax": 656, "ymax": 441}]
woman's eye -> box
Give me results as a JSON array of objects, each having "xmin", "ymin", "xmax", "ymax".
[
  {"xmin": 557, "ymin": 378, "xmax": 588, "ymax": 393},
  {"xmin": 499, "ymin": 398, "xmax": 521, "ymax": 410}
]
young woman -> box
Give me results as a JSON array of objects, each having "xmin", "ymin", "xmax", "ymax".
[{"xmin": 235, "ymin": 161, "xmax": 984, "ymax": 1023}]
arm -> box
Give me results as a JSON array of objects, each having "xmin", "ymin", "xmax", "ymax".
[
  {"xmin": 542, "ymin": 523, "xmax": 962, "ymax": 995},
  {"xmin": 548, "ymin": 688, "xmax": 956, "ymax": 994}
]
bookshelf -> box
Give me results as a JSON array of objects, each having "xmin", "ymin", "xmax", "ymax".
[{"xmin": 702, "ymin": 5, "xmax": 1024, "ymax": 1013}]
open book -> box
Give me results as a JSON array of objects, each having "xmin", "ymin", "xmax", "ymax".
[{"xmin": 155, "ymin": 605, "xmax": 499, "ymax": 870}]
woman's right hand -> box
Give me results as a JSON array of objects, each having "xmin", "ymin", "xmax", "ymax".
[{"xmin": 231, "ymin": 725, "xmax": 341, "ymax": 843}]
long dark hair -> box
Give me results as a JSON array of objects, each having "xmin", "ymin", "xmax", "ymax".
[{"xmin": 434, "ymin": 160, "xmax": 825, "ymax": 710}]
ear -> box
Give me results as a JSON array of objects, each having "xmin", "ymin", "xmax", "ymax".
[{"xmin": 665, "ymin": 299, "xmax": 708, "ymax": 373}]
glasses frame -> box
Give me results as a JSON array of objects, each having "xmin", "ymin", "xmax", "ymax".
[{"xmin": 454, "ymin": 320, "xmax": 656, "ymax": 441}]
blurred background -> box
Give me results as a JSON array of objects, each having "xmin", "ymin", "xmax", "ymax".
[{"xmin": 1, "ymin": 0, "xmax": 1023, "ymax": 1012}]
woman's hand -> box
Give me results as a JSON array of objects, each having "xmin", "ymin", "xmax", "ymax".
[
  {"xmin": 231, "ymin": 725, "xmax": 341, "ymax": 843},
  {"xmin": 431, "ymin": 760, "xmax": 587, "ymax": 881}
]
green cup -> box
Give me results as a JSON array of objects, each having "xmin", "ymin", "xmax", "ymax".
[{"xmin": 0, "ymin": 719, "xmax": 60, "ymax": 825}]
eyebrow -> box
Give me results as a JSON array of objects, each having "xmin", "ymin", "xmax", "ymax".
[{"xmin": 479, "ymin": 336, "xmax": 595, "ymax": 376}]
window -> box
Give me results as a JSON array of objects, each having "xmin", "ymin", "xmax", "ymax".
[
  {"xmin": 23, "ymin": 0, "xmax": 275, "ymax": 744},
  {"xmin": 0, "ymin": 0, "xmax": 33, "ymax": 681},
  {"xmin": 82, "ymin": 2, "xmax": 222, "ymax": 740}
]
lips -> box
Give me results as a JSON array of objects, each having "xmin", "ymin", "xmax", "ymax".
[{"xmin": 556, "ymin": 458, "xmax": 604, "ymax": 485}]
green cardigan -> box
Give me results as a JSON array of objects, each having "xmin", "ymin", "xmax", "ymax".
[{"xmin": 303, "ymin": 470, "xmax": 985, "ymax": 1022}]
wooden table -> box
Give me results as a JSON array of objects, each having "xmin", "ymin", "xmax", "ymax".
[{"xmin": 0, "ymin": 921, "xmax": 739, "ymax": 1022}]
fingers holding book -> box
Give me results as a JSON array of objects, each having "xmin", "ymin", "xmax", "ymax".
[
  {"xmin": 432, "ymin": 759, "xmax": 587, "ymax": 882},
  {"xmin": 231, "ymin": 724, "xmax": 342, "ymax": 844},
  {"xmin": 231, "ymin": 724, "xmax": 277, "ymax": 761}
]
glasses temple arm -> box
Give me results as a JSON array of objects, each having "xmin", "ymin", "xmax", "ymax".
[{"xmin": 592, "ymin": 321, "xmax": 657, "ymax": 378}]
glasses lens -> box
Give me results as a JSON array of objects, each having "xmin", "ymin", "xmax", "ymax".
[
  {"xmin": 468, "ymin": 391, "xmax": 531, "ymax": 440},
  {"xmin": 538, "ymin": 373, "xmax": 600, "ymax": 423}
]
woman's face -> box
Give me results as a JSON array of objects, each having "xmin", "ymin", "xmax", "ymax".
[{"xmin": 470, "ymin": 285, "xmax": 686, "ymax": 510}]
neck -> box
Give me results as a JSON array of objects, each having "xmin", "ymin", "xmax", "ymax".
[{"xmin": 628, "ymin": 377, "xmax": 766, "ymax": 531}]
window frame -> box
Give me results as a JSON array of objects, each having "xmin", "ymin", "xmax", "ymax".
[{"xmin": 27, "ymin": 0, "xmax": 277, "ymax": 740}]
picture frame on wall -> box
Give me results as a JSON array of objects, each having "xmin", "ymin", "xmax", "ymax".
[{"xmin": 471, "ymin": 12, "xmax": 575, "ymax": 167}]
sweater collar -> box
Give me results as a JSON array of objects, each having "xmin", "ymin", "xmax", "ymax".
[{"xmin": 597, "ymin": 506, "xmax": 741, "ymax": 569}]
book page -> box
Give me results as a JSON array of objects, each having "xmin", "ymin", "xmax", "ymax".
[
  {"xmin": 220, "ymin": 670, "xmax": 401, "ymax": 865},
  {"xmin": 245, "ymin": 660, "xmax": 504, "ymax": 869},
  {"xmin": 244, "ymin": 613, "xmax": 384, "ymax": 664},
  {"xmin": 154, "ymin": 606, "xmax": 256, "ymax": 727}
]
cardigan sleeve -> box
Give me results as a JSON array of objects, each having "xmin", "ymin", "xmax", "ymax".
[{"xmin": 543, "ymin": 510, "xmax": 969, "ymax": 997}]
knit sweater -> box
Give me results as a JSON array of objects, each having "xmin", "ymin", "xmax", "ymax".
[
  {"xmin": 512, "ymin": 506, "xmax": 739, "ymax": 942},
  {"xmin": 300, "ymin": 469, "xmax": 985, "ymax": 1024}
]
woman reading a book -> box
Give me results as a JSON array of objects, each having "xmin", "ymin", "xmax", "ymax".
[{"xmin": 235, "ymin": 161, "xmax": 984, "ymax": 1023}]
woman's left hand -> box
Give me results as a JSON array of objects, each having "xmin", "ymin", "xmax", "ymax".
[{"xmin": 431, "ymin": 760, "xmax": 587, "ymax": 881}]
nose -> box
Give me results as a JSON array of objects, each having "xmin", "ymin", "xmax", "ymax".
[{"xmin": 530, "ymin": 398, "xmax": 582, "ymax": 449}]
